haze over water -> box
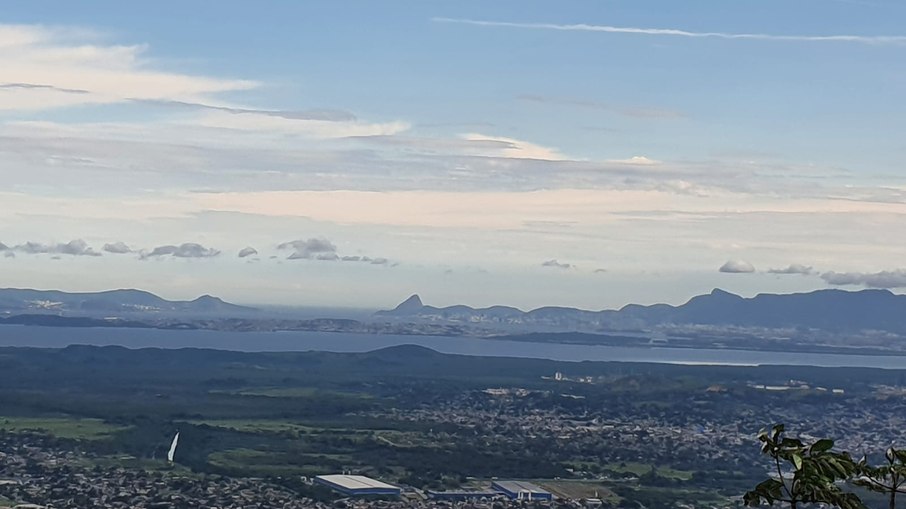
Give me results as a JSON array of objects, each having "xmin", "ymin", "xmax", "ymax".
[{"xmin": 2, "ymin": 325, "xmax": 905, "ymax": 369}]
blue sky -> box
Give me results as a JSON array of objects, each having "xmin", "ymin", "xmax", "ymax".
[{"xmin": 1, "ymin": 0, "xmax": 905, "ymax": 309}]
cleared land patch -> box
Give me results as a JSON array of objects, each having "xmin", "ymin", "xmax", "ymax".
[{"xmin": 0, "ymin": 416, "xmax": 128, "ymax": 440}]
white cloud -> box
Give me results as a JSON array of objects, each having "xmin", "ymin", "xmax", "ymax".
[
  {"xmin": 13, "ymin": 239, "xmax": 101, "ymax": 257},
  {"xmin": 189, "ymin": 110, "xmax": 410, "ymax": 139},
  {"xmin": 821, "ymin": 269, "xmax": 906, "ymax": 289},
  {"xmin": 276, "ymin": 238, "xmax": 393, "ymax": 265},
  {"xmin": 238, "ymin": 246, "xmax": 258, "ymax": 258},
  {"xmin": 196, "ymin": 188, "xmax": 906, "ymax": 230},
  {"xmin": 7, "ymin": 183, "xmax": 906, "ymax": 279},
  {"xmin": 2, "ymin": 24, "xmax": 906, "ymax": 301},
  {"xmin": 0, "ymin": 114, "xmax": 869, "ymax": 200},
  {"xmin": 433, "ymin": 18, "xmax": 906, "ymax": 45},
  {"xmin": 0, "ymin": 24, "xmax": 256, "ymax": 112},
  {"xmin": 541, "ymin": 259, "xmax": 574, "ymax": 270},
  {"xmin": 278, "ymin": 238, "xmax": 338, "ymax": 260},
  {"xmin": 341, "ymin": 255, "xmax": 389, "ymax": 265},
  {"xmin": 103, "ymin": 241, "xmax": 133, "ymax": 254},
  {"xmin": 719, "ymin": 260, "xmax": 755, "ymax": 273},
  {"xmin": 460, "ymin": 133, "xmax": 569, "ymax": 160},
  {"xmin": 141, "ymin": 243, "xmax": 220, "ymax": 259},
  {"xmin": 608, "ymin": 156, "xmax": 660, "ymax": 166},
  {"xmin": 768, "ymin": 264, "xmax": 816, "ymax": 275}
]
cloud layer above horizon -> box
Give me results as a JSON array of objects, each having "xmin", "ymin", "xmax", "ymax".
[{"xmin": 2, "ymin": 1, "xmax": 906, "ymax": 309}]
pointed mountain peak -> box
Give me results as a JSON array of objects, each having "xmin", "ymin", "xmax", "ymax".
[
  {"xmin": 192, "ymin": 294, "xmax": 222, "ymax": 303},
  {"xmin": 709, "ymin": 288, "xmax": 741, "ymax": 299},
  {"xmin": 393, "ymin": 294, "xmax": 424, "ymax": 312}
]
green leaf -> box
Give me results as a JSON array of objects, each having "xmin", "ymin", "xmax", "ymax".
[
  {"xmin": 745, "ymin": 426, "xmax": 867, "ymax": 509},
  {"xmin": 811, "ymin": 439, "xmax": 834, "ymax": 453},
  {"xmin": 772, "ymin": 424, "xmax": 785, "ymax": 442},
  {"xmin": 781, "ymin": 437, "xmax": 804, "ymax": 449},
  {"xmin": 792, "ymin": 453, "xmax": 803, "ymax": 471},
  {"xmin": 851, "ymin": 478, "xmax": 871, "ymax": 488},
  {"xmin": 752, "ymin": 478, "xmax": 785, "ymax": 500},
  {"xmin": 743, "ymin": 490, "xmax": 765, "ymax": 507},
  {"xmin": 894, "ymin": 449, "xmax": 906, "ymax": 464}
]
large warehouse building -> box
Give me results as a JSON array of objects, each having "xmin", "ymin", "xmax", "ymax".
[
  {"xmin": 491, "ymin": 480, "xmax": 553, "ymax": 501},
  {"xmin": 314, "ymin": 475, "xmax": 402, "ymax": 497}
]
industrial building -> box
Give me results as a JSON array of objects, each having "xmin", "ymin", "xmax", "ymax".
[
  {"xmin": 427, "ymin": 489, "xmax": 502, "ymax": 501},
  {"xmin": 491, "ymin": 480, "xmax": 553, "ymax": 501},
  {"xmin": 314, "ymin": 475, "xmax": 401, "ymax": 497}
]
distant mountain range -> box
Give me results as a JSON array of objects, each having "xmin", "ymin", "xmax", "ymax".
[
  {"xmin": 0, "ymin": 288, "xmax": 256, "ymax": 317},
  {"xmin": 376, "ymin": 288, "xmax": 906, "ymax": 334},
  {"xmin": 4, "ymin": 286, "xmax": 906, "ymax": 347}
]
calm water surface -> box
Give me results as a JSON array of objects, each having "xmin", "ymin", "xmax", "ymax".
[{"xmin": 0, "ymin": 325, "xmax": 904, "ymax": 368}]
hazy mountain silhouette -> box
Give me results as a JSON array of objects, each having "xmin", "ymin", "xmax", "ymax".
[
  {"xmin": 0, "ymin": 288, "xmax": 256, "ymax": 317},
  {"xmin": 377, "ymin": 288, "xmax": 906, "ymax": 334}
]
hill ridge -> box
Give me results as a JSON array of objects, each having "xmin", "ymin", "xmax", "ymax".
[
  {"xmin": 0, "ymin": 287, "xmax": 256, "ymax": 316},
  {"xmin": 375, "ymin": 288, "xmax": 906, "ymax": 334}
]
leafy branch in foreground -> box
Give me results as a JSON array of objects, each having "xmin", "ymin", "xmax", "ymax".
[
  {"xmin": 744, "ymin": 424, "xmax": 865, "ymax": 509},
  {"xmin": 854, "ymin": 447, "xmax": 906, "ymax": 509}
]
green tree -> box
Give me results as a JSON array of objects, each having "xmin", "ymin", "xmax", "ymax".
[
  {"xmin": 744, "ymin": 424, "xmax": 865, "ymax": 509},
  {"xmin": 854, "ymin": 447, "xmax": 906, "ymax": 509}
]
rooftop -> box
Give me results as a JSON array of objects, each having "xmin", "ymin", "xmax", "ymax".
[
  {"xmin": 316, "ymin": 475, "xmax": 399, "ymax": 491},
  {"xmin": 492, "ymin": 480, "xmax": 551, "ymax": 494}
]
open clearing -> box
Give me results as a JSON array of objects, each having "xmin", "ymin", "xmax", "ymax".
[
  {"xmin": 604, "ymin": 462, "xmax": 694, "ymax": 480},
  {"xmin": 0, "ymin": 416, "xmax": 128, "ymax": 440}
]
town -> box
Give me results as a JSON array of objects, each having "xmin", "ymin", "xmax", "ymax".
[{"xmin": 2, "ymin": 346, "xmax": 906, "ymax": 509}]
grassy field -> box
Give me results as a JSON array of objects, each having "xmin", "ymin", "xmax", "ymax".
[
  {"xmin": 604, "ymin": 462, "xmax": 694, "ymax": 480},
  {"xmin": 190, "ymin": 418, "xmax": 441, "ymax": 448},
  {"xmin": 619, "ymin": 485, "xmax": 732, "ymax": 508},
  {"xmin": 0, "ymin": 416, "xmax": 128, "ymax": 440},
  {"xmin": 208, "ymin": 448, "xmax": 299, "ymax": 476},
  {"xmin": 69, "ymin": 454, "xmax": 203, "ymax": 478},
  {"xmin": 206, "ymin": 448, "xmax": 357, "ymax": 477},
  {"xmin": 189, "ymin": 418, "xmax": 318, "ymax": 435},
  {"xmin": 211, "ymin": 387, "xmax": 374, "ymax": 399}
]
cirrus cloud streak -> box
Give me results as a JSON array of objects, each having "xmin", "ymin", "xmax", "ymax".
[{"xmin": 432, "ymin": 17, "xmax": 906, "ymax": 45}]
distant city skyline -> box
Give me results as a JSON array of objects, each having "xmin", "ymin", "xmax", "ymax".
[{"xmin": 2, "ymin": 0, "xmax": 906, "ymax": 310}]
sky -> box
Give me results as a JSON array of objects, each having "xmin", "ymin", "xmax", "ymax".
[{"xmin": 1, "ymin": 0, "xmax": 906, "ymax": 310}]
